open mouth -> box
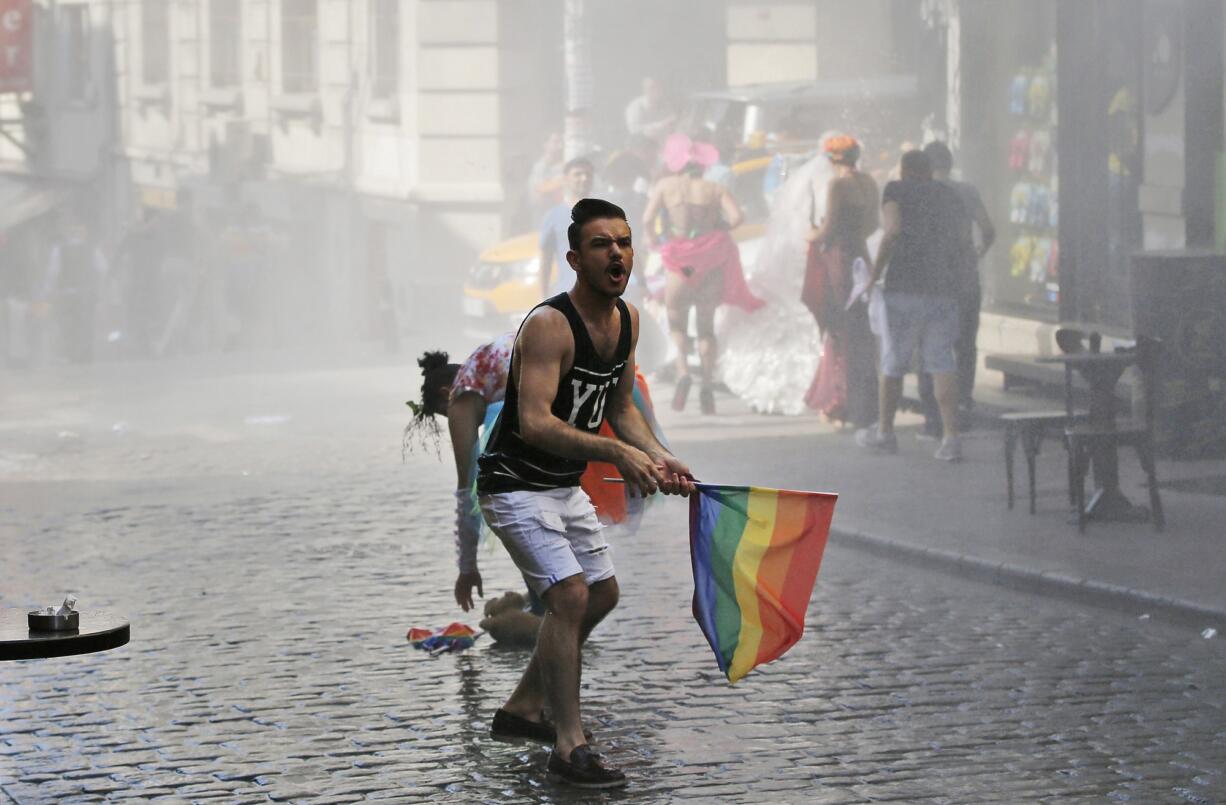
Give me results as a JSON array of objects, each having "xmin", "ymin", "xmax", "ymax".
[{"xmin": 608, "ymin": 264, "xmax": 627, "ymax": 281}]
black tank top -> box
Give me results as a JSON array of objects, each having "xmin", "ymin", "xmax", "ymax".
[{"xmin": 477, "ymin": 293, "xmax": 631, "ymax": 495}]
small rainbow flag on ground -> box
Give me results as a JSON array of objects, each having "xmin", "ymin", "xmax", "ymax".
[
  {"xmin": 689, "ymin": 483, "xmax": 837, "ymax": 683},
  {"xmin": 407, "ymin": 623, "xmax": 478, "ymax": 654}
]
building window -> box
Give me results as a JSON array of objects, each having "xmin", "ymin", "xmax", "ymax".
[
  {"xmin": 141, "ymin": 0, "xmax": 170, "ymax": 85},
  {"xmin": 210, "ymin": 0, "xmax": 241, "ymax": 88},
  {"xmin": 281, "ymin": 0, "xmax": 318, "ymax": 93},
  {"xmin": 62, "ymin": 4, "xmax": 92, "ymax": 102},
  {"xmin": 370, "ymin": 0, "xmax": 399, "ymax": 100}
]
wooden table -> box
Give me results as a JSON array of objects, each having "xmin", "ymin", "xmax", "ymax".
[
  {"xmin": 1038, "ymin": 350, "xmax": 1149, "ymax": 522},
  {"xmin": 0, "ymin": 609, "xmax": 129, "ymax": 661}
]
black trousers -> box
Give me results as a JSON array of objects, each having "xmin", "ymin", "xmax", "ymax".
[{"xmin": 919, "ymin": 282, "xmax": 980, "ymax": 434}]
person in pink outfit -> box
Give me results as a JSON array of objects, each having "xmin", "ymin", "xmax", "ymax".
[{"xmin": 642, "ymin": 133, "xmax": 764, "ymax": 414}]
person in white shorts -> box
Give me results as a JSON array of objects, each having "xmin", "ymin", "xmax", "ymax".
[
  {"xmin": 858, "ymin": 149, "xmax": 968, "ymax": 462},
  {"xmin": 474, "ymin": 198, "xmax": 694, "ymax": 789}
]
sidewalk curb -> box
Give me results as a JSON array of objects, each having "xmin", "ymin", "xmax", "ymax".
[{"xmin": 830, "ymin": 527, "xmax": 1226, "ymax": 632}]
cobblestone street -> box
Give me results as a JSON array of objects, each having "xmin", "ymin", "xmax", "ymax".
[{"xmin": 2, "ymin": 354, "xmax": 1225, "ymax": 803}]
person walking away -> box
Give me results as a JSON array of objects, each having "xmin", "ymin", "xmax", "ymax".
[
  {"xmin": 43, "ymin": 213, "xmax": 109, "ymax": 364},
  {"xmin": 802, "ymin": 135, "xmax": 880, "ymax": 429},
  {"xmin": 857, "ymin": 150, "xmax": 966, "ymax": 461},
  {"xmin": 539, "ymin": 158, "xmax": 595, "ymax": 300},
  {"xmin": 917, "ymin": 141, "xmax": 996, "ymax": 438},
  {"xmin": 643, "ymin": 133, "xmax": 764, "ymax": 414},
  {"xmin": 476, "ymin": 198, "xmax": 693, "ymax": 788}
]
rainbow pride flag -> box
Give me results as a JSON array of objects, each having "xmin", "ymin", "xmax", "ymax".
[
  {"xmin": 407, "ymin": 623, "xmax": 478, "ymax": 653},
  {"xmin": 689, "ymin": 484, "xmax": 837, "ymax": 683}
]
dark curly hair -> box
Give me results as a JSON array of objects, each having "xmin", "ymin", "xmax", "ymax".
[
  {"xmin": 403, "ymin": 350, "xmax": 461, "ymax": 459},
  {"xmin": 417, "ymin": 350, "xmax": 461, "ymax": 416}
]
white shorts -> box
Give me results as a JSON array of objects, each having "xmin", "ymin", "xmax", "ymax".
[{"xmin": 479, "ymin": 487, "xmax": 615, "ymax": 597}]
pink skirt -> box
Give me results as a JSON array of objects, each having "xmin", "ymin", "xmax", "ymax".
[{"xmin": 659, "ymin": 230, "xmax": 764, "ymax": 312}]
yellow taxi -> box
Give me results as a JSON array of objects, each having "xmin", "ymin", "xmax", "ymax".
[{"xmin": 461, "ymin": 232, "xmax": 546, "ymax": 333}]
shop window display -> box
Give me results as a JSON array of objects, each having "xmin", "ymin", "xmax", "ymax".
[{"xmin": 1004, "ymin": 51, "xmax": 1059, "ymax": 313}]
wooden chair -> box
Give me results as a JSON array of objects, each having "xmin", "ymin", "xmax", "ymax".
[
  {"xmin": 1001, "ymin": 327, "xmax": 1088, "ymax": 513},
  {"xmin": 1067, "ymin": 336, "xmax": 1165, "ymax": 533}
]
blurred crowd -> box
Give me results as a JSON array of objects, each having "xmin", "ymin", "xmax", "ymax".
[
  {"xmin": 1, "ymin": 196, "xmax": 283, "ymax": 369},
  {"xmin": 520, "ymin": 75, "xmax": 994, "ymax": 440},
  {"xmin": 4, "ymin": 69, "xmax": 995, "ymax": 442}
]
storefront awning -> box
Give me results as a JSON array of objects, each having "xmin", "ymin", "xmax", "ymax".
[{"xmin": 0, "ymin": 174, "xmax": 59, "ymax": 230}]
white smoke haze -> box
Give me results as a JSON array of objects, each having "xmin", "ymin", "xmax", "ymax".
[
  {"xmin": 0, "ymin": 0, "xmax": 951, "ymax": 365},
  {"xmin": 1, "ymin": 0, "xmax": 1222, "ymax": 538},
  {"xmin": 2, "ymin": 15, "xmax": 1226, "ymax": 802}
]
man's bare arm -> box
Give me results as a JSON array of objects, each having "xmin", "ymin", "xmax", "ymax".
[
  {"xmin": 870, "ymin": 200, "xmax": 901, "ymax": 287},
  {"xmin": 448, "ymin": 391, "xmax": 487, "ymax": 607},
  {"xmin": 605, "ymin": 307, "xmax": 668, "ymax": 461},
  {"xmin": 447, "ymin": 393, "xmax": 486, "ymax": 489},
  {"xmin": 606, "ymin": 366, "xmax": 668, "ymax": 461},
  {"xmin": 606, "ymin": 306, "xmax": 695, "ymax": 495},
  {"xmin": 516, "ymin": 306, "xmax": 675, "ymax": 495},
  {"xmin": 515, "ymin": 309, "xmax": 631, "ymax": 464},
  {"xmin": 973, "ymin": 195, "xmax": 996, "ymax": 257}
]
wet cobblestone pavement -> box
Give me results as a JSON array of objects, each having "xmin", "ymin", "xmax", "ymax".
[{"xmin": 2, "ymin": 358, "xmax": 1225, "ymax": 803}]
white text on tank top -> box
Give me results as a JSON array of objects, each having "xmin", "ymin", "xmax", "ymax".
[{"xmin": 566, "ymin": 370, "xmax": 621, "ymax": 429}]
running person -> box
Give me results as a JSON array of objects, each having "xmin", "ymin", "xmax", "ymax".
[
  {"xmin": 477, "ymin": 198, "xmax": 694, "ymax": 788},
  {"xmin": 643, "ymin": 133, "xmax": 763, "ymax": 414}
]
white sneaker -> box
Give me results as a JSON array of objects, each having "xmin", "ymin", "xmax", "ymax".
[
  {"xmin": 934, "ymin": 436, "xmax": 963, "ymax": 462},
  {"xmin": 855, "ymin": 426, "xmax": 898, "ymax": 454}
]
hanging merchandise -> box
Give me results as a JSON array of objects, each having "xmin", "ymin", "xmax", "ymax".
[
  {"xmin": 1010, "ymin": 182, "xmax": 1031, "ymax": 224},
  {"xmin": 1028, "ymin": 73, "xmax": 1052, "ymax": 120},
  {"xmin": 1009, "ymin": 129, "xmax": 1031, "ymax": 172},
  {"xmin": 1010, "ymin": 71, "xmax": 1030, "ymax": 116},
  {"xmin": 1027, "ymin": 185, "xmax": 1050, "ymax": 228},
  {"xmin": 1028, "ymin": 130, "xmax": 1051, "ymax": 175},
  {"xmin": 998, "ymin": 50, "xmax": 1059, "ymax": 315},
  {"xmin": 1010, "ymin": 236, "xmax": 1035, "ymax": 278},
  {"xmin": 1030, "ymin": 237, "xmax": 1053, "ymax": 284}
]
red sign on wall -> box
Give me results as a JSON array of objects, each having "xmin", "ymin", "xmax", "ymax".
[{"xmin": 0, "ymin": 0, "xmax": 32, "ymax": 93}]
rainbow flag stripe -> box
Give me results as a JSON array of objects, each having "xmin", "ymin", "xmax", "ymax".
[{"xmin": 689, "ymin": 484, "xmax": 837, "ymax": 683}]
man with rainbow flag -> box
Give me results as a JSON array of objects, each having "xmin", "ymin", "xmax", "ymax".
[
  {"xmin": 476, "ymin": 198, "xmax": 695, "ymax": 789},
  {"xmin": 469, "ymin": 198, "xmax": 837, "ymax": 790}
]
